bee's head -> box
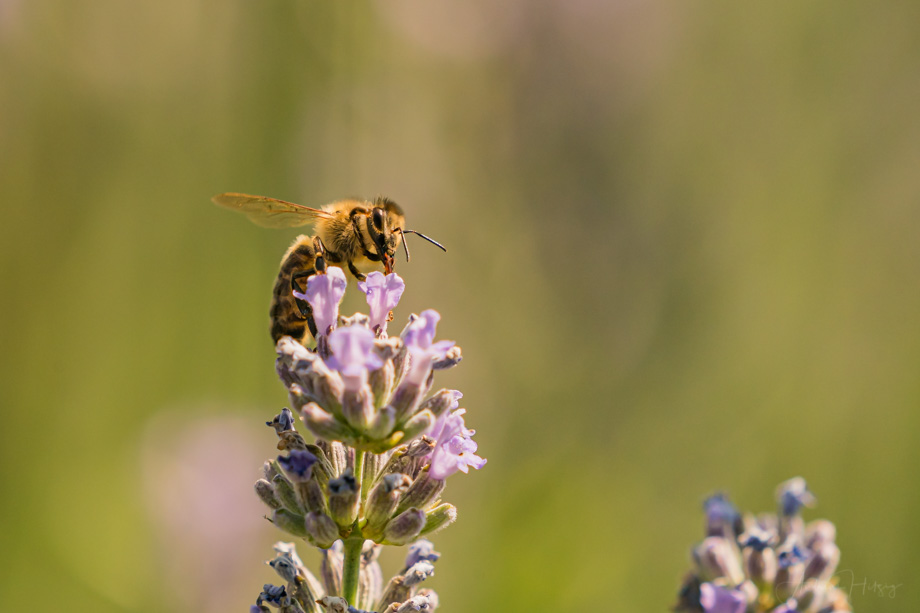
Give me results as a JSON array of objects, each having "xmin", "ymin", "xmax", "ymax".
[{"xmin": 369, "ymin": 204, "xmax": 400, "ymax": 273}]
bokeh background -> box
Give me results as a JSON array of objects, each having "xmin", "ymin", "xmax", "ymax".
[{"xmin": 2, "ymin": 1, "xmax": 919, "ymax": 611}]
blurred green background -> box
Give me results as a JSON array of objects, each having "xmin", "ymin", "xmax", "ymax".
[{"xmin": 2, "ymin": 1, "xmax": 918, "ymax": 611}]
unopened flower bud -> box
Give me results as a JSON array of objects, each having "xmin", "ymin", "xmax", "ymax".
[
  {"xmin": 301, "ymin": 403, "xmax": 354, "ymax": 442},
  {"xmin": 368, "ymin": 406, "xmax": 396, "ymax": 440},
  {"xmin": 305, "ymin": 512, "xmax": 340, "ymax": 548},
  {"xmin": 264, "ymin": 459, "xmax": 283, "ymax": 482},
  {"xmin": 297, "ymin": 479, "xmax": 327, "ymax": 514},
  {"xmin": 804, "ymin": 519, "xmax": 836, "ymax": 550},
  {"xmin": 399, "ymin": 410, "xmax": 435, "ymax": 443},
  {"xmin": 342, "ymin": 385, "xmax": 375, "ymax": 432},
  {"xmin": 419, "ymin": 390, "xmax": 461, "ymax": 418},
  {"xmin": 308, "ymin": 360, "xmax": 345, "ymax": 415},
  {"xmin": 383, "ymin": 508, "xmax": 426, "ymax": 545},
  {"xmin": 286, "ymin": 381, "xmax": 311, "ymax": 411},
  {"xmin": 740, "ymin": 526, "xmax": 777, "ymax": 586},
  {"xmin": 803, "ymin": 541, "xmax": 840, "ymax": 582},
  {"xmin": 369, "ymin": 359, "xmax": 396, "ymax": 407},
  {"xmin": 364, "ymin": 473, "xmax": 412, "ymax": 541},
  {"xmin": 395, "ymin": 471, "xmax": 445, "ymax": 515},
  {"xmin": 431, "ymin": 346, "xmax": 462, "ymax": 370},
  {"xmin": 256, "ymin": 479, "xmax": 282, "ymax": 511},
  {"xmin": 271, "ymin": 509, "xmax": 309, "ymax": 538},
  {"xmin": 327, "ymin": 469, "xmax": 359, "ymax": 528},
  {"xmin": 273, "ymin": 475, "xmax": 304, "ymax": 514},
  {"xmin": 418, "ymin": 503, "xmax": 456, "ymax": 537},
  {"xmin": 388, "ymin": 381, "xmax": 427, "ymax": 423},
  {"xmin": 774, "ymin": 541, "xmax": 808, "ymax": 602},
  {"xmin": 743, "ymin": 542, "xmax": 777, "ymax": 587},
  {"xmin": 693, "ymin": 537, "xmax": 745, "ymax": 585},
  {"xmin": 795, "ymin": 578, "xmax": 828, "ymax": 613},
  {"xmin": 303, "ymin": 444, "xmax": 335, "ymax": 486}
]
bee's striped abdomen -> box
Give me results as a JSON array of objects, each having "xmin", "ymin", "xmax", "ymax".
[{"xmin": 270, "ymin": 236, "xmax": 319, "ymax": 343}]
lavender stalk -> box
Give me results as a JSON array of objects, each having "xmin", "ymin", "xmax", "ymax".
[
  {"xmin": 248, "ymin": 268, "xmax": 486, "ymax": 612},
  {"xmin": 675, "ymin": 478, "xmax": 852, "ymax": 613}
]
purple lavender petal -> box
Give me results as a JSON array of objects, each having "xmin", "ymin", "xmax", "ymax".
[
  {"xmin": 698, "ymin": 583, "xmax": 746, "ymax": 613},
  {"xmin": 403, "ymin": 309, "xmax": 441, "ymax": 349},
  {"xmin": 427, "ymin": 409, "xmax": 486, "ymax": 480},
  {"xmin": 400, "ymin": 310, "xmax": 455, "ymax": 386},
  {"xmin": 358, "ymin": 272, "xmax": 405, "ymax": 334},
  {"xmin": 293, "ymin": 266, "xmax": 347, "ymax": 337},
  {"xmin": 327, "ymin": 326, "xmax": 383, "ymax": 376}
]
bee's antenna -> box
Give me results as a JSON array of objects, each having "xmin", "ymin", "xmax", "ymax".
[
  {"xmin": 403, "ymin": 230, "xmax": 447, "ymax": 253},
  {"xmin": 396, "ymin": 228, "xmax": 411, "ymax": 262}
]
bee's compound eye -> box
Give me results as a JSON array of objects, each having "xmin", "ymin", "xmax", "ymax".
[{"xmin": 372, "ymin": 208, "xmax": 386, "ymax": 230}]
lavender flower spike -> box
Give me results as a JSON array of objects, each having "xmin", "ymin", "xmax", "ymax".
[
  {"xmin": 427, "ymin": 409, "xmax": 486, "ymax": 480},
  {"xmin": 698, "ymin": 583, "xmax": 746, "ymax": 613},
  {"xmin": 359, "ymin": 271, "xmax": 405, "ymax": 336},
  {"xmin": 294, "ymin": 266, "xmax": 347, "ymax": 337}
]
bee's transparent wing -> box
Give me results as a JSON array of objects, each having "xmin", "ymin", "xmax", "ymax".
[{"xmin": 212, "ymin": 192, "xmax": 333, "ymax": 229}]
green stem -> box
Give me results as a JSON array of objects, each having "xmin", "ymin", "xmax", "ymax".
[
  {"xmin": 341, "ymin": 535, "xmax": 364, "ymax": 606},
  {"xmin": 354, "ymin": 449, "xmax": 366, "ymax": 504},
  {"xmin": 341, "ymin": 449, "xmax": 367, "ymax": 606}
]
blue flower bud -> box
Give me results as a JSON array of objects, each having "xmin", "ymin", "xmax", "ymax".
[
  {"xmin": 776, "ymin": 477, "xmax": 816, "ymax": 518},
  {"xmin": 327, "ymin": 469, "xmax": 359, "ymax": 528},
  {"xmin": 267, "ymin": 408, "xmax": 296, "ymax": 434},
  {"xmin": 404, "ymin": 539, "xmax": 441, "ymax": 570},
  {"xmin": 278, "ymin": 450, "xmax": 319, "ymax": 483}
]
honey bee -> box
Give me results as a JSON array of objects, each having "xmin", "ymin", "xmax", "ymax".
[{"xmin": 212, "ymin": 192, "xmax": 445, "ymax": 343}]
